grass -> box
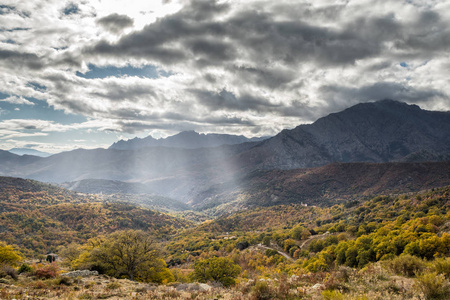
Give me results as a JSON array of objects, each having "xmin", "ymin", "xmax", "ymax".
[{"xmin": 1, "ymin": 259, "xmax": 450, "ymax": 299}]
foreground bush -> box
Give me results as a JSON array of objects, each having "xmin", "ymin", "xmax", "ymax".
[
  {"xmin": 35, "ymin": 263, "xmax": 59, "ymax": 279},
  {"xmin": 384, "ymin": 254, "xmax": 426, "ymax": 277},
  {"xmin": 0, "ymin": 242, "xmax": 22, "ymax": 267},
  {"xmin": 250, "ymin": 281, "xmax": 274, "ymax": 300},
  {"xmin": 415, "ymin": 272, "xmax": 450, "ymax": 300},
  {"xmin": 72, "ymin": 230, "xmax": 174, "ymax": 283},
  {"xmin": 18, "ymin": 263, "xmax": 32, "ymax": 274},
  {"xmin": 431, "ymin": 257, "xmax": 450, "ymax": 279},
  {"xmin": 193, "ymin": 257, "xmax": 241, "ymax": 287},
  {"xmin": 0, "ymin": 265, "xmax": 18, "ymax": 280}
]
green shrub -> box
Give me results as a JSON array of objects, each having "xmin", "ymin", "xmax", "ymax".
[
  {"xmin": 334, "ymin": 266, "xmax": 353, "ymax": 283},
  {"xmin": 431, "ymin": 258, "xmax": 450, "ymax": 279},
  {"xmin": 250, "ymin": 281, "xmax": 274, "ymax": 300},
  {"xmin": 385, "ymin": 254, "xmax": 426, "ymax": 277},
  {"xmin": 415, "ymin": 272, "xmax": 450, "ymax": 300},
  {"xmin": 322, "ymin": 290, "xmax": 344, "ymax": 300},
  {"xmin": 193, "ymin": 257, "xmax": 241, "ymax": 287},
  {"xmin": 265, "ymin": 249, "xmax": 279, "ymax": 257},
  {"xmin": 0, "ymin": 265, "xmax": 18, "ymax": 280},
  {"xmin": 106, "ymin": 281, "xmax": 122, "ymax": 290},
  {"xmin": 18, "ymin": 263, "xmax": 32, "ymax": 274},
  {"xmin": 57, "ymin": 276, "xmax": 72, "ymax": 286}
]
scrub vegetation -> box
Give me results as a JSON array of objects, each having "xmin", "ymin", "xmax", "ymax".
[{"xmin": 1, "ymin": 176, "xmax": 450, "ymax": 299}]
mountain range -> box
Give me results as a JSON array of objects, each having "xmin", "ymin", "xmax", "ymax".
[
  {"xmin": 109, "ymin": 130, "xmax": 268, "ymax": 150},
  {"xmin": 8, "ymin": 148, "xmax": 52, "ymax": 157},
  {"xmin": 234, "ymin": 100, "xmax": 450, "ymax": 171},
  {"xmin": 1, "ymin": 100, "xmax": 449, "ymax": 209}
]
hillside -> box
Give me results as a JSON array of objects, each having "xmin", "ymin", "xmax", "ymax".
[
  {"xmin": 166, "ymin": 185, "xmax": 450, "ymax": 267},
  {"xmin": 60, "ymin": 178, "xmax": 155, "ymax": 194},
  {"xmin": 236, "ymin": 100, "xmax": 450, "ymax": 170},
  {"xmin": 192, "ymin": 161, "xmax": 450, "ymax": 213},
  {"xmin": 0, "ymin": 177, "xmax": 193, "ymax": 256},
  {"xmin": 2, "ymin": 185, "xmax": 450, "ymax": 300}
]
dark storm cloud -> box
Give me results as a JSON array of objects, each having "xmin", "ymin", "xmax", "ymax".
[
  {"xmin": 0, "ymin": 49, "xmax": 44, "ymax": 70},
  {"xmin": 113, "ymin": 121, "xmax": 196, "ymax": 134},
  {"xmin": 319, "ymin": 82, "xmax": 448, "ymax": 114},
  {"xmin": 364, "ymin": 61, "xmax": 393, "ymax": 72},
  {"xmin": 191, "ymin": 89, "xmax": 280, "ymax": 113},
  {"xmin": 82, "ymin": 0, "xmax": 230, "ymax": 64},
  {"xmin": 86, "ymin": 39, "xmax": 186, "ymax": 65},
  {"xmin": 186, "ymin": 38, "xmax": 236, "ymax": 62},
  {"xmin": 91, "ymin": 84, "xmax": 157, "ymax": 102},
  {"xmin": 81, "ymin": 0, "xmax": 411, "ymax": 75},
  {"xmin": 230, "ymin": 65, "xmax": 296, "ymax": 89},
  {"xmin": 56, "ymin": 98, "xmax": 99, "ymax": 116},
  {"xmin": 191, "ymin": 87, "xmax": 316, "ymax": 119},
  {"xmin": 394, "ymin": 10, "xmax": 450, "ymax": 54},
  {"xmin": 159, "ymin": 111, "xmax": 254, "ymax": 126},
  {"xmin": 223, "ymin": 10, "xmax": 379, "ymax": 66},
  {"xmin": 114, "ymin": 114, "xmax": 253, "ymax": 134},
  {"xmin": 96, "ymin": 13, "xmax": 134, "ymax": 33},
  {"xmin": 110, "ymin": 109, "xmax": 253, "ymax": 126}
]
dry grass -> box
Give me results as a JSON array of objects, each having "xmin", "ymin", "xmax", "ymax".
[{"xmin": 0, "ymin": 262, "xmax": 446, "ymax": 300}]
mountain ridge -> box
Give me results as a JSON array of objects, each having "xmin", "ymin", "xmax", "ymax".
[
  {"xmin": 109, "ymin": 130, "xmax": 269, "ymax": 150},
  {"xmin": 8, "ymin": 148, "xmax": 52, "ymax": 157},
  {"xmin": 234, "ymin": 99, "xmax": 450, "ymax": 170},
  {"xmin": 0, "ymin": 100, "xmax": 449, "ymax": 207}
]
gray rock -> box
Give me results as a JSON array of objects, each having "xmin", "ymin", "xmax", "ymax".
[{"xmin": 60, "ymin": 270, "xmax": 99, "ymax": 277}]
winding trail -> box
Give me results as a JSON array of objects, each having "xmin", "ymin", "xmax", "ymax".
[
  {"xmin": 255, "ymin": 232, "xmax": 334, "ymax": 263},
  {"xmin": 299, "ymin": 232, "xmax": 330, "ymax": 249},
  {"xmin": 256, "ymin": 244, "xmax": 295, "ymax": 262}
]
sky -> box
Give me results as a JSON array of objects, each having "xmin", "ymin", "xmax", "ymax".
[{"xmin": 0, "ymin": 0, "xmax": 449, "ymax": 154}]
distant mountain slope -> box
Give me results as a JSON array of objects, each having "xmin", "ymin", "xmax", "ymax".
[
  {"xmin": 109, "ymin": 130, "xmax": 268, "ymax": 150},
  {"xmin": 0, "ymin": 100, "xmax": 449, "ymax": 206},
  {"xmin": 60, "ymin": 179, "xmax": 154, "ymax": 194},
  {"xmin": 0, "ymin": 176, "xmax": 193, "ymax": 256},
  {"xmin": 237, "ymin": 100, "xmax": 450, "ymax": 170},
  {"xmin": 194, "ymin": 161, "xmax": 450, "ymax": 213},
  {"xmin": 60, "ymin": 179, "xmax": 191, "ymax": 212},
  {"xmin": 8, "ymin": 148, "xmax": 52, "ymax": 157}
]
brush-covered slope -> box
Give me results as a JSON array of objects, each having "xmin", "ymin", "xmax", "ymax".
[
  {"xmin": 60, "ymin": 179, "xmax": 191, "ymax": 212},
  {"xmin": 0, "ymin": 176, "xmax": 193, "ymax": 256},
  {"xmin": 193, "ymin": 161, "xmax": 450, "ymax": 213}
]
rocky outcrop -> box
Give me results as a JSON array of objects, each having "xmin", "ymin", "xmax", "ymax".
[{"xmin": 60, "ymin": 270, "xmax": 99, "ymax": 277}]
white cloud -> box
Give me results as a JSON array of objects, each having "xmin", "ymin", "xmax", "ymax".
[
  {"xmin": 0, "ymin": 0, "xmax": 448, "ymax": 146},
  {"xmin": 1, "ymin": 95, "xmax": 34, "ymax": 105}
]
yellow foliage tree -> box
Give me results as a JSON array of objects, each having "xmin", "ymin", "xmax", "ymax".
[
  {"xmin": 0, "ymin": 242, "xmax": 22, "ymax": 267},
  {"xmin": 72, "ymin": 230, "xmax": 173, "ymax": 283}
]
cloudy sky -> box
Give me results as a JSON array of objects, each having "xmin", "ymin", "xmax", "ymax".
[{"xmin": 0, "ymin": 0, "xmax": 449, "ymax": 153}]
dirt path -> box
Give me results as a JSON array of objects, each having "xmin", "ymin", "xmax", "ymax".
[
  {"xmin": 299, "ymin": 232, "xmax": 330, "ymax": 249},
  {"xmin": 256, "ymin": 244, "xmax": 295, "ymax": 262}
]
